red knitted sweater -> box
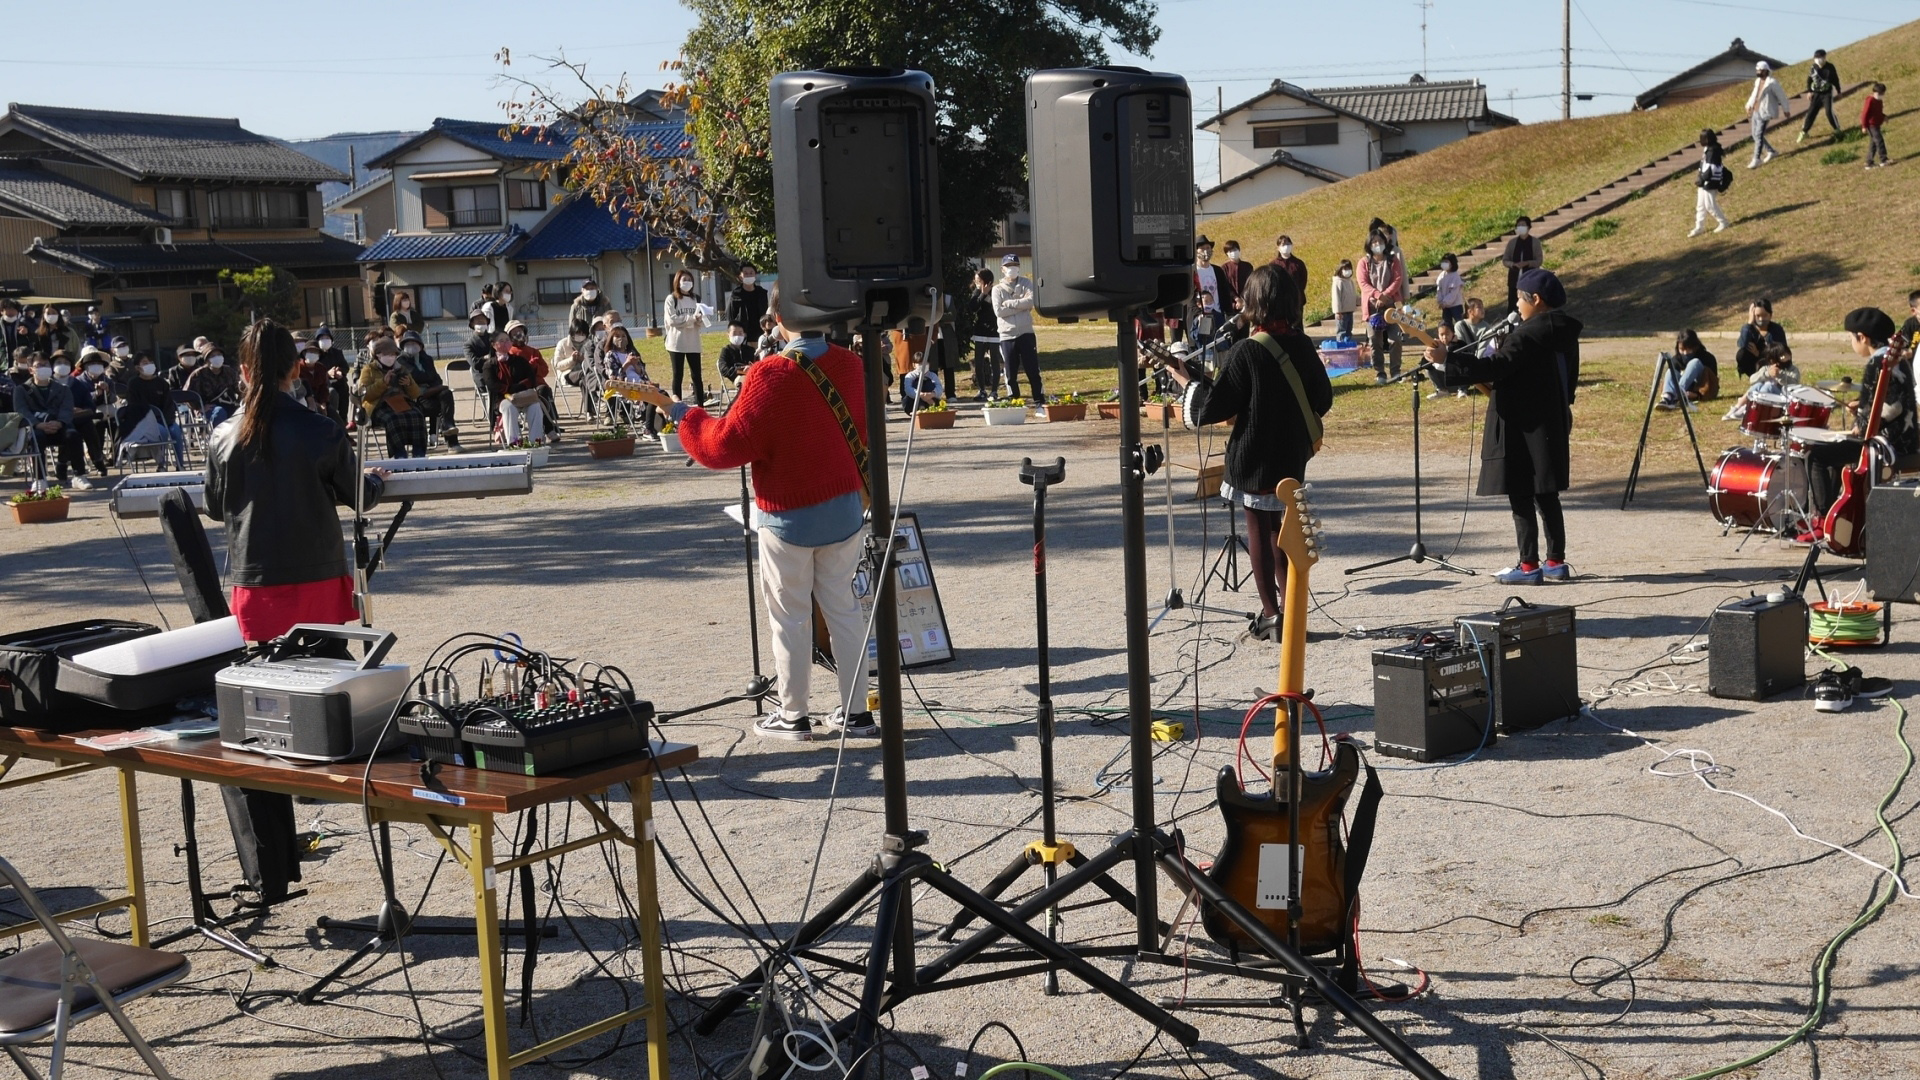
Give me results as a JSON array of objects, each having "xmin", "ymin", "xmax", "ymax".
[{"xmin": 678, "ymin": 341, "xmax": 869, "ymax": 512}]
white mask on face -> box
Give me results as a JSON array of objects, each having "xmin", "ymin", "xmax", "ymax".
[
  {"xmin": 139, "ymin": 362, "xmax": 156, "ymax": 376},
  {"xmin": 180, "ymin": 354, "xmax": 198, "ymax": 367},
  {"xmin": 379, "ymin": 354, "xmax": 396, "ymax": 367},
  {"xmin": 1, "ymin": 313, "xmax": 16, "ymax": 323},
  {"xmin": 1277, "ymin": 244, "xmax": 1292, "ymax": 258},
  {"xmin": 33, "ymin": 366, "xmax": 51, "ymax": 383},
  {"xmin": 741, "ymin": 274, "xmax": 756, "ymax": 286},
  {"xmin": 303, "ymin": 351, "xmax": 321, "ymax": 364},
  {"xmin": 316, "ymin": 337, "xmax": 333, "ymax": 350},
  {"xmin": 114, "ymin": 345, "xmax": 131, "ymax": 357},
  {"xmin": 1515, "ymin": 224, "xmax": 1531, "ymax": 237},
  {"xmin": 85, "ymin": 364, "xmax": 104, "ymax": 377},
  {"xmin": 570, "ymin": 334, "xmax": 586, "ymax": 344},
  {"xmin": 500, "ymin": 290, "xmax": 512, "ymax": 302},
  {"xmin": 582, "ymin": 288, "xmax": 598, "ymax": 300},
  {"xmin": 402, "ymin": 344, "xmax": 420, "ymax": 356},
  {"xmin": 208, "ymin": 355, "xmax": 224, "ymax": 368},
  {"xmin": 1226, "ymin": 250, "xmax": 1241, "ymax": 262},
  {"xmin": 678, "ymin": 277, "xmax": 693, "ymax": 291},
  {"xmin": 53, "ymin": 363, "xmax": 71, "ymax": 378},
  {"xmin": 1340, "ymin": 268, "xmax": 1353, "ymax": 278},
  {"xmin": 1371, "ymin": 244, "xmax": 1386, "ymax": 256},
  {"xmin": 729, "ymin": 333, "xmax": 746, "ymax": 345},
  {"xmin": 1003, "ymin": 265, "xmax": 1020, "ymax": 278}
]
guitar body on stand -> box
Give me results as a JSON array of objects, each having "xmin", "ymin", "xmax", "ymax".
[{"xmin": 1823, "ymin": 333, "xmax": 1911, "ymax": 557}]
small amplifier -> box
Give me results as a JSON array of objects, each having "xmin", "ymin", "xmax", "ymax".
[
  {"xmin": 1371, "ymin": 635, "xmax": 1492, "ymax": 762},
  {"xmin": 1865, "ymin": 482, "xmax": 1920, "ymax": 603},
  {"xmin": 1708, "ymin": 594, "xmax": 1807, "ymax": 700},
  {"xmin": 1455, "ymin": 599, "xmax": 1581, "ymax": 732},
  {"xmin": 217, "ymin": 625, "xmax": 409, "ymax": 762}
]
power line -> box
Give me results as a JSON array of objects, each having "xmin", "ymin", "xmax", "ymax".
[{"xmin": 1663, "ymin": 0, "xmax": 1907, "ymax": 22}]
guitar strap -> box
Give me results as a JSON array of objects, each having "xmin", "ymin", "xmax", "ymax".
[
  {"xmin": 1250, "ymin": 331, "xmax": 1324, "ymax": 453},
  {"xmin": 1342, "ymin": 757, "xmax": 1384, "ymax": 903},
  {"xmin": 786, "ymin": 342, "xmax": 871, "ymax": 504}
]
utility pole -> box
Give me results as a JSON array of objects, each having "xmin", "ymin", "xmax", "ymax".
[
  {"xmin": 1561, "ymin": 0, "xmax": 1572, "ymax": 120},
  {"xmin": 1416, "ymin": 0, "xmax": 1434, "ymax": 78}
]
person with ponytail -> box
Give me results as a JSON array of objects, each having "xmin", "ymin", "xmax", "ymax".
[
  {"xmin": 204, "ymin": 319, "xmax": 387, "ymax": 645},
  {"xmin": 1151, "ymin": 265, "xmax": 1334, "ymax": 642}
]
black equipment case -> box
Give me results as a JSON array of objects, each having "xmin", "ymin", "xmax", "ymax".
[{"xmin": 0, "ymin": 620, "xmax": 163, "ymax": 728}]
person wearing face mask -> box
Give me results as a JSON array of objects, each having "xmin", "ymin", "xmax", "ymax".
[
  {"xmin": 484, "ymin": 283, "xmax": 515, "ymax": 334},
  {"xmin": 34, "ymin": 308, "xmax": 72, "ymax": 358},
  {"xmin": 491, "ymin": 331, "xmax": 546, "ymax": 447},
  {"xmin": 82, "ymin": 307, "xmax": 111, "ymax": 352},
  {"xmin": 1744, "ymin": 61, "xmax": 1789, "ymax": 168},
  {"xmin": 1425, "ymin": 268, "xmax": 1583, "ymax": 585},
  {"xmin": 106, "ymin": 336, "xmax": 136, "ymax": 382},
  {"xmin": 396, "ymin": 330, "xmax": 457, "ymax": 448},
  {"xmin": 1269, "ymin": 235, "xmax": 1308, "ymax": 306},
  {"xmin": 1435, "ymin": 253, "xmax": 1465, "ymax": 327},
  {"xmin": 1191, "ymin": 237, "xmax": 1222, "ymax": 330},
  {"xmin": 1330, "ymin": 259, "xmax": 1359, "ymax": 340},
  {"xmin": 357, "ymin": 337, "xmax": 428, "ymax": 458},
  {"xmin": 717, "ymin": 320, "xmax": 758, "ymax": 386},
  {"xmin": 502, "ymin": 320, "xmax": 561, "ymax": 439},
  {"xmin": 118, "ymin": 351, "xmax": 184, "ymax": 467},
  {"xmin": 555, "ymin": 318, "xmax": 600, "ymax": 420},
  {"xmin": 564, "ymin": 279, "xmax": 607, "ymax": 333},
  {"xmin": 12, "ymin": 351, "xmax": 92, "ymax": 489},
  {"xmin": 664, "ymin": 269, "xmax": 712, "ymax": 405},
  {"xmin": 70, "ymin": 347, "xmax": 113, "ymax": 478},
  {"xmin": 1358, "ymin": 229, "xmax": 1406, "ymax": 383},
  {"xmin": 726, "ymin": 264, "xmax": 769, "ymax": 333},
  {"xmin": 1500, "ymin": 215, "xmax": 1542, "ymax": 317},
  {"xmin": 674, "ymin": 282, "xmax": 875, "ymax": 741},
  {"xmin": 386, "ymin": 290, "xmax": 422, "ymax": 336},
  {"xmin": 165, "ymin": 342, "xmax": 200, "ymax": 391},
  {"xmin": 187, "ymin": 341, "xmax": 242, "ymax": 429},
  {"xmin": 1734, "ymin": 297, "xmax": 1788, "ymax": 378},
  {"xmin": 992, "ymin": 253, "xmax": 1041, "ymax": 398},
  {"xmin": 461, "ymin": 310, "xmax": 499, "ymax": 417},
  {"xmin": 1217, "ymin": 240, "xmax": 1250, "ymax": 315},
  {"xmin": 0, "ymin": 300, "xmax": 27, "ymax": 358}
]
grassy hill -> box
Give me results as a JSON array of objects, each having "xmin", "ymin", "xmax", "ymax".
[{"xmin": 1206, "ymin": 18, "xmax": 1920, "ymax": 335}]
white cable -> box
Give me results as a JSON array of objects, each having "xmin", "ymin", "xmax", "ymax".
[{"xmin": 1584, "ymin": 706, "xmax": 1915, "ymax": 899}]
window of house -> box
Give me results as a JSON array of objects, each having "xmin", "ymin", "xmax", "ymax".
[
  {"xmin": 414, "ymin": 283, "xmax": 468, "ymax": 320},
  {"xmin": 506, "ymin": 179, "xmax": 546, "ymax": 211},
  {"xmin": 536, "ymin": 276, "xmax": 591, "ymax": 305},
  {"xmin": 154, "ymin": 187, "xmax": 195, "ymax": 224},
  {"xmin": 190, "ymin": 292, "xmax": 208, "ymax": 315},
  {"xmin": 1251, "ymin": 122, "xmax": 1339, "ymax": 149},
  {"xmin": 209, "ymin": 188, "xmax": 309, "ymax": 228},
  {"xmin": 422, "ymin": 185, "xmax": 502, "ymax": 228},
  {"xmin": 303, "ymin": 286, "xmax": 353, "ymax": 327}
]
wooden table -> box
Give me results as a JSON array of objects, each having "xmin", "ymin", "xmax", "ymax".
[{"xmin": 0, "ymin": 724, "xmax": 696, "ymax": 1080}]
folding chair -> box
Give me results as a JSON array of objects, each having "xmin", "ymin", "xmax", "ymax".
[
  {"xmin": 114, "ymin": 406, "xmax": 177, "ymax": 473},
  {"xmin": 168, "ymin": 391, "xmax": 208, "ymax": 464},
  {"xmin": 0, "ymin": 419, "xmax": 38, "ymax": 483},
  {"xmin": 0, "ymin": 857, "xmax": 189, "ymax": 1080}
]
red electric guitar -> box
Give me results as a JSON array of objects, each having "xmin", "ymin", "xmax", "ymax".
[{"xmin": 1822, "ymin": 333, "xmax": 1912, "ymax": 557}]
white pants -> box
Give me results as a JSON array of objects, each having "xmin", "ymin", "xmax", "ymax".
[
  {"xmin": 1694, "ymin": 187, "xmax": 1728, "ymax": 229},
  {"xmin": 499, "ymin": 397, "xmax": 545, "ymax": 444},
  {"xmin": 759, "ymin": 526, "xmax": 870, "ymax": 722}
]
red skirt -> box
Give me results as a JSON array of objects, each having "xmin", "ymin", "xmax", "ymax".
[{"xmin": 231, "ymin": 576, "xmax": 358, "ymax": 643}]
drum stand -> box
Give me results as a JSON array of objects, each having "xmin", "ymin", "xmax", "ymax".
[
  {"xmin": 1623, "ymin": 352, "xmax": 1710, "ymax": 509},
  {"xmin": 1347, "ymin": 364, "xmax": 1473, "ymax": 578}
]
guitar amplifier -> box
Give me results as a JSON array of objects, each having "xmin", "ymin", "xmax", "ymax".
[
  {"xmin": 1707, "ymin": 594, "xmax": 1807, "ymax": 701},
  {"xmin": 1454, "ymin": 600, "xmax": 1581, "ymax": 732},
  {"xmin": 1865, "ymin": 482, "xmax": 1920, "ymax": 603},
  {"xmin": 1370, "ymin": 636, "xmax": 1492, "ymax": 762}
]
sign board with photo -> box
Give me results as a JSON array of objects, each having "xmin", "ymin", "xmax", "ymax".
[{"xmin": 848, "ymin": 512, "xmax": 955, "ymax": 670}]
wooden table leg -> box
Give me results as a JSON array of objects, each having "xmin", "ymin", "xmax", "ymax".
[
  {"xmin": 468, "ymin": 819, "xmax": 510, "ymax": 1079},
  {"xmin": 117, "ymin": 767, "xmax": 147, "ymax": 947},
  {"xmin": 631, "ymin": 775, "xmax": 670, "ymax": 1080}
]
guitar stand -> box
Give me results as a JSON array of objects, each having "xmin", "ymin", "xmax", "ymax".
[
  {"xmin": 1623, "ymin": 351, "xmax": 1711, "ymax": 510},
  {"xmin": 693, "ymin": 314, "xmax": 1450, "ymax": 1080},
  {"xmin": 152, "ymin": 777, "xmax": 301, "ymax": 966},
  {"xmin": 1347, "ymin": 365, "xmax": 1473, "ymax": 579}
]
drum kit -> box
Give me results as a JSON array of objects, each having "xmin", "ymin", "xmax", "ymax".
[
  {"xmin": 1708, "ymin": 381, "xmax": 1900, "ymax": 534},
  {"xmin": 1709, "ymin": 384, "xmax": 1849, "ymax": 533}
]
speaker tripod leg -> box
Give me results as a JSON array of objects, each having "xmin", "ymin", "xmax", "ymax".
[
  {"xmin": 937, "ymin": 849, "xmax": 1031, "ymax": 941},
  {"xmin": 693, "ymin": 862, "xmax": 886, "ymax": 1035}
]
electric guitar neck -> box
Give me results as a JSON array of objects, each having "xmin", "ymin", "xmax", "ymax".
[
  {"xmin": 1383, "ymin": 306, "xmax": 1493, "ymax": 397},
  {"xmin": 1272, "ymin": 478, "xmax": 1320, "ymax": 771}
]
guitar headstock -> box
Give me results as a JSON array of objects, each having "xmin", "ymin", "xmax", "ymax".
[
  {"xmin": 1382, "ymin": 305, "xmax": 1437, "ymax": 348},
  {"xmin": 1274, "ymin": 478, "xmax": 1321, "ymax": 570}
]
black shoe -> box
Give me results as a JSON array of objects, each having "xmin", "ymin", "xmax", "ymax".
[
  {"xmin": 755, "ymin": 714, "xmax": 812, "ymax": 741},
  {"xmin": 821, "ymin": 711, "xmax": 879, "ymax": 737}
]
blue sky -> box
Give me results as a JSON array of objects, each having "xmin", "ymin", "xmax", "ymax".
[{"xmin": 3, "ymin": 0, "xmax": 1914, "ymax": 185}]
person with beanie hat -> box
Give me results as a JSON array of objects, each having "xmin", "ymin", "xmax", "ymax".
[
  {"xmin": 1799, "ymin": 307, "xmax": 1914, "ymax": 535},
  {"xmin": 1427, "ymin": 267, "xmax": 1583, "ymax": 584}
]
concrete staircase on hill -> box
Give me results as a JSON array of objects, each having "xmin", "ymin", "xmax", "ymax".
[{"xmin": 1315, "ymin": 82, "xmax": 1868, "ymax": 332}]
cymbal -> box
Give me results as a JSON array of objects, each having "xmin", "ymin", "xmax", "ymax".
[{"xmin": 1817, "ymin": 379, "xmax": 1858, "ymax": 391}]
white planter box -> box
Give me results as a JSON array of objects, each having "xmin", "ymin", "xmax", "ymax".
[
  {"xmin": 981, "ymin": 407, "xmax": 1029, "ymax": 427},
  {"xmin": 659, "ymin": 433, "xmax": 684, "ymax": 454}
]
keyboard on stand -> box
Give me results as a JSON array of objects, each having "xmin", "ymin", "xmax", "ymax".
[{"xmin": 111, "ymin": 451, "xmax": 536, "ymax": 518}]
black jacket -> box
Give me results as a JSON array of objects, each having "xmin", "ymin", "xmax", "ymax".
[
  {"xmin": 1183, "ymin": 330, "xmax": 1334, "ymax": 493},
  {"xmin": 963, "ymin": 291, "xmax": 997, "ymax": 339},
  {"xmin": 717, "ymin": 341, "xmax": 757, "ymax": 382},
  {"xmin": 1734, "ymin": 322, "xmax": 1787, "ymax": 378},
  {"xmin": 204, "ymin": 392, "xmax": 381, "ymax": 588},
  {"xmin": 1447, "ymin": 308, "xmax": 1583, "ymax": 496},
  {"xmin": 726, "ymin": 285, "xmax": 769, "ymax": 333}
]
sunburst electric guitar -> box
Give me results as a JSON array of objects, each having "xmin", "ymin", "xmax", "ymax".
[
  {"xmin": 1202, "ymin": 479, "xmax": 1363, "ymax": 956},
  {"xmin": 1823, "ymin": 332, "xmax": 1913, "ymax": 557}
]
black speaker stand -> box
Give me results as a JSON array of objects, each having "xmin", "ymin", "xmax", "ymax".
[
  {"xmin": 152, "ymin": 777, "xmax": 299, "ymax": 965},
  {"xmin": 1623, "ymin": 351, "xmax": 1711, "ymax": 509},
  {"xmin": 1347, "ymin": 364, "xmax": 1474, "ymax": 578}
]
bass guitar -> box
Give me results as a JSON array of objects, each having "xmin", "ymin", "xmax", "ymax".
[
  {"xmin": 605, "ymin": 378, "xmax": 675, "ymax": 408},
  {"xmin": 1203, "ymin": 479, "xmax": 1363, "ymax": 956},
  {"xmin": 1823, "ymin": 332, "xmax": 1911, "ymax": 557},
  {"xmin": 1383, "ymin": 305, "xmax": 1493, "ymax": 397}
]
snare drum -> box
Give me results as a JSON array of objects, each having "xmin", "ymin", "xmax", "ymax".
[
  {"xmin": 1709, "ymin": 447, "xmax": 1807, "ymax": 531},
  {"xmin": 1741, "ymin": 392, "xmax": 1789, "ymax": 437},
  {"xmin": 1787, "ymin": 427, "xmax": 1857, "ymax": 454},
  {"xmin": 1785, "ymin": 385, "xmax": 1837, "ymax": 430}
]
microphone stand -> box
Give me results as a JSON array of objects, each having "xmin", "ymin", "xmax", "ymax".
[{"xmin": 1346, "ymin": 360, "xmax": 1474, "ymax": 577}]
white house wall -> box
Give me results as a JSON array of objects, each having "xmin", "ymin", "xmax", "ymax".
[
  {"xmin": 1382, "ymin": 119, "xmax": 1482, "ymax": 157},
  {"xmin": 1214, "ymin": 107, "xmax": 1374, "ymax": 183},
  {"xmin": 1197, "ymin": 167, "xmax": 1331, "ymax": 221}
]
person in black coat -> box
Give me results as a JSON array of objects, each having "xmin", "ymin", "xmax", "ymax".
[
  {"xmin": 1431, "ymin": 267, "xmax": 1582, "ymax": 584},
  {"xmin": 1154, "ymin": 264, "xmax": 1334, "ymax": 641}
]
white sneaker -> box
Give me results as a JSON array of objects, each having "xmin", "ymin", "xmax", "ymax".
[
  {"xmin": 1747, "ymin": 159, "xmax": 1761, "ymax": 169},
  {"xmin": 1762, "ymin": 148, "xmax": 1776, "ymax": 163},
  {"xmin": 1688, "ymin": 225, "xmax": 1705, "ymax": 238},
  {"xmin": 66, "ymin": 475, "xmax": 95, "ymax": 491},
  {"xmin": 1714, "ymin": 221, "xmax": 1728, "ymax": 232}
]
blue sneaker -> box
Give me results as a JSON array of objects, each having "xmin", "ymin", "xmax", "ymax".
[
  {"xmin": 1495, "ymin": 564, "xmax": 1544, "ymax": 585},
  {"xmin": 1541, "ymin": 560, "xmax": 1572, "ymax": 581}
]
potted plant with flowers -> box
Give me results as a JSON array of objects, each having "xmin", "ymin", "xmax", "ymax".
[
  {"xmin": 981, "ymin": 397, "xmax": 1029, "ymax": 427},
  {"xmin": 504, "ymin": 438, "xmax": 551, "ymax": 467},
  {"xmin": 1042, "ymin": 392, "xmax": 1087, "ymax": 422},
  {"xmin": 588, "ymin": 425, "xmax": 636, "ymax": 459},
  {"xmin": 9, "ymin": 484, "xmax": 70, "ymax": 525},
  {"xmin": 657, "ymin": 421, "xmax": 683, "ymax": 455},
  {"xmin": 912, "ymin": 398, "xmax": 957, "ymax": 430}
]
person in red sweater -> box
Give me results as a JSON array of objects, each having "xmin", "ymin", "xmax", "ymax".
[
  {"xmin": 675, "ymin": 284, "xmax": 876, "ymax": 741},
  {"xmin": 1862, "ymin": 82, "xmax": 1890, "ymax": 168}
]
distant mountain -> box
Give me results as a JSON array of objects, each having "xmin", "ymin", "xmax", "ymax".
[{"xmin": 283, "ymin": 131, "xmax": 418, "ymax": 240}]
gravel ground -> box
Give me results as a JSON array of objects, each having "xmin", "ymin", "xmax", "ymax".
[{"xmin": 2, "ymin": 347, "xmax": 1916, "ymax": 1080}]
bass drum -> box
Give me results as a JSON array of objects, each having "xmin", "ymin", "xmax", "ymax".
[{"xmin": 1709, "ymin": 448, "xmax": 1806, "ymax": 532}]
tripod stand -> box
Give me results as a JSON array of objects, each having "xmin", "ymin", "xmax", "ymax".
[
  {"xmin": 1623, "ymin": 351, "xmax": 1711, "ymax": 509},
  {"xmin": 695, "ymin": 310, "xmax": 1450, "ymax": 1080},
  {"xmin": 1347, "ymin": 364, "xmax": 1474, "ymax": 578}
]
